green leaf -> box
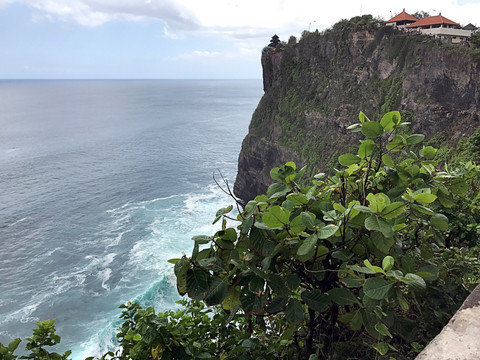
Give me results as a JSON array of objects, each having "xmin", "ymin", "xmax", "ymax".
[
  {"xmin": 266, "ymin": 296, "xmax": 288, "ymax": 314},
  {"xmin": 359, "ymin": 111, "xmax": 370, "ymax": 123},
  {"xmin": 198, "ymin": 257, "xmax": 224, "ymax": 272},
  {"xmin": 318, "ymin": 224, "xmax": 339, "ymax": 239},
  {"xmin": 175, "ymin": 258, "xmax": 189, "ymax": 295},
  {"xmin": 406, "ymin": 134, "xmax": 425, "ymax": 145},
  {"xmin": 222, "ymin": 286, "xmax": 241, "ymax": 311},
  {"xmin": 364, "ymin": 259, "xmax": 385, "ymax": 274},
  {"xmin": 297, "ymin": 235, "xmax": 318, "ymax": 261},
  {"xmin": 287, "ymin": 193, "xmax": 308, "ymax": 205},
  {"xmin": 420, "ymin": 146, "xmax": 437, "ymax": 159},
  {"xmin": 380, "ymin": 111, "xmax": 400, "ymax": 131},
  {"xmin": 382, "ymin": 256, "xmax": 394, "ymax": 272},
  {"xmin": 285, "ymin": 298, "xmax": 304, "ymax": 323},
  {"xmin": 338, "ymin": 153, "xmax": 361, "ymax": 166},
  {"xmin": 348, "ymin": 264, "xmax": 376, "ymax": 274},
  {"xmin": 361, "ymin": 121, "xmax": 384, "ymax": 138},
  {"xmin": 380, "ymin": 202, "xmax": 405, "ymax": 219},
  {"xmin": 375, "ymin": 322, "xmax": 393, "ymax": 338},
  {"xmin": 414, "ymin": 193, "xmax": 437, "ymax": 205},
  {"xmin": 404, "ymin": 273, "xmax": 426, "ymax": 291},
  {"xmin": 365, "ymin": 215, "xmax": 394, "ymax": 238},
  {"xmin": 250, "ymin": 228, "xmax": 275, "ymax": 256},
  {"xmin": 367, "ymin": 193, "xmax": 390, "ymax": 213},
  {"xmin": 192, "ymin": 235, "xmax": 210, "ymax": 244},
  {"xmin": 267, "ymin": 182, "xmax": 291, "ymax": 198},
  {"xmin": 363, "ymin": 278, "xmax": 393, "ymax": 300},
  {"xmin": 358, "ymin": 139, "xmax": 375, "ymax": 158},
  {"xmin": 449, "ymin": 178, "xmax": 468, "ymax": 196},
  {"xmin": 215, "ymin": 205, "xmax": 233, "ymax": 217},
  {"xmin": 386, "ymin": 134, "xmax": 407, "ymax": 151},
  {"xmin": 430, "ymin": 214, "xmax": 449, "ymax": 231},
  {"xmin": 262, "ymin": 205, "xmax": 291, "ymax": 228},
  {"xmin": 240, "ymin": 291, "xmax": 262, "ymax": 313},
  {"xmin": 370, "ymin": 232, "xmax": 394, "ymax": 254},
  {"xmin": 301, "ymin": 212, "xmax": 316, "ymax": 229},
  {"xmin": 268, "ymin": 275, "xmax": 290, "ymax": 296},
  {"xmin": 186, "ymin": 268, "xmax": 209, "ymax": 300},
  {"xmin": 204, "ymin": 276, "xmax": 228, "ymax": 306},
  {"xmin": 286, "ymin": 274, "xmax": 301, "ymax": 291},
  {"xmin": 382, "ymin": 154, "xmax": 395, "ymax": 168},
  {"xmin": 373, "ymin": 342, "xmax": 389, "ymax": 356},
  {"xmin": 290, "ymin": 215, "xmax": 306, "ymax": 234},
  {"xmin": 301, "ymin": 290, "xmax": 331, "ymax": 312},
  {"xmin": 350, "ymin": 311, "xmax": 363, "ymax": 330},
  {"xmin": 327, "ymin": 287, "xmax": 358, "ymax": 305}
]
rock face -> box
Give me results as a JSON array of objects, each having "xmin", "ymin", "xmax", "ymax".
[
  {"xmin": 234, "ymin": 18, "xmax": 480, "ymax": 201},
  {"xmin": 416, "ymin": 284, "xmax": 480, "ymax": 360}
]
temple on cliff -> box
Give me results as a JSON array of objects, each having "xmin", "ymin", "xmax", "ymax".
[{"xmin": 387, "ymin": 9, "xmax": 477, "ymax": 44}]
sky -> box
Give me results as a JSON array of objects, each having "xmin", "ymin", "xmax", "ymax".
[{"xmin": 0, "ymin": 0, "xmax": 479, "ymax": 79}]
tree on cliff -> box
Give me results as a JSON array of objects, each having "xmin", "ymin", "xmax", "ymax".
[{"xmin": 169, "ymin": 111, "xmax": 480, "ymax": 359}]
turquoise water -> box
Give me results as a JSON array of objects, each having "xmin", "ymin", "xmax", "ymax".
[{"xmin": 0, "ymin": 79, "xmax": 263, "ymax": 358}]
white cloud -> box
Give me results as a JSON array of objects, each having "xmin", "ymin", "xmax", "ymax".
[{"xmin": 4, "ymin": 0, "xmax": 480, "ymax": 34}]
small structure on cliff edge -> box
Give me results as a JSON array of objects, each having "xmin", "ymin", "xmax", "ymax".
[{"xmin": 268, "ymin": 34, "xmax": 280, "ymax": 49}]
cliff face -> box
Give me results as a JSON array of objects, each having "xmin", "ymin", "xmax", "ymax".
[{"xmin": 234, "ymin": 20, "xmax": 480, "ymax": 201}]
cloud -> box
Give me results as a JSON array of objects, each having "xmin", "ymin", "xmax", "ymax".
[{"xmin": 4, "ymin": 0, "xmax": 480, "ymax": 35}]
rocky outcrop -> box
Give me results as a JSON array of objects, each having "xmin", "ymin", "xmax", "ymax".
[
  {"xmin": 416, "ymin": 284, "xmax": 480, "ymax": 360},
  {"xmin": 234, "ymin": 17, "xmax": 480, "ymax": 200}
]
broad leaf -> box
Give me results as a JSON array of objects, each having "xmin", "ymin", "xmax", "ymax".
[
  {"xmin": 262, "ymin": 205, "xmax": 291, "ymax": 228},
  {"xmin": 204, "ymin": 276, "xmax": 228, "ymax": 305},
  {"xmin": 430, "ymin": 214, "xmax": 448, "ymax": 231},
  {"xmin": 286, "ymin": 298, "xmax": 304, "ymax": 323},
  {"xmin": 267, "ymin": 182, "xmax": 291, "ymax": 198},
  {"xmin": 358, "ymin": 139, "xmax": 375, "ymax": 158},
  {"xmin": 406, "ymin": 134, "xmax": 425, "ymax": 145},
  {"xmin": 327, "ymin": 288, "xmax": 358, "ymax": 305},
  {"xmin": 449, "ymin": 178, "xmax": 468, "ymax": 196},
  {"xmin": 186, "ymin": 268, "xmax": 209, "ymax": 300},
  {"xmin": 365, "ymin": 215, "xmax": 394, "ymax": 238},
  {"xmin": 221, "ymin": 286, "xmax": 241, "ymax": 311},
  {"xmin": 382, "ymin": 256, "xmax": 394, "ymax": 272},
  {"xmin": 363, "ymin": 278, "xmax": 393, "ymax": 300},
  {"xmin": 297, "ymin": 234, "xmax": 318, "ymax": 261},
  {"xmin": 338, "ymin": 153, "xmax": 361, "ymax": 166},
  {"xmin": 414, "ymin": 193, "xmax": 437, "ymax": 205},
  {"xmin": 361, "ymin": 121, "xmax": 383, "ymax": 138},
  {"xmin": 380, "ymin": 111, "xmax": 400, "ymax": 131},
  {"xmin": 318, "ymin": 224, "xmax": 339, "ymax": 239},
  {"xmin": 301, "ymin": 290, "xmax": 331, "ymax": 312}
]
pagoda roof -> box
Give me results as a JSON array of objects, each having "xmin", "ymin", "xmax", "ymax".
[
  {"xmin": 406, "ymin": 15, "xmax": 459, "ymax": 28},
  {"xmin": 386, "ymin": 10, "xmax": 418, "ymax": 23}
]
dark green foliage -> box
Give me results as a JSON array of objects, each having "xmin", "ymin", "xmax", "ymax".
[
  {"xmin": 176, "ymin": 111, "xmax": 480, "ymax": 359},
  {"xmin": 471, "ymin": 32, "xmax": 480, "ymax": 48},
  {"xmin": 0, "ymin": 320, "xmax": 71, "ymax": 360}
]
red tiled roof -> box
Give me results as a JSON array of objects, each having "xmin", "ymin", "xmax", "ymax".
[
  {"xmin": 387, "ymin": 10, "xmax": 418, "ymax": 23},
  {"xmin": 406, "ymin": 15, "xmax": 459, "ymax": 28}
]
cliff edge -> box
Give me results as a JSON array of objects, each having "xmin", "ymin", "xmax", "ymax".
[{"xmin": 234, "ymin": 16, "xmax": 480, "ymax": 201}]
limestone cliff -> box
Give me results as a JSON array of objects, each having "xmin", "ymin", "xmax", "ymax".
[{"xmin": 234, "ymin": 16, "xmax": 480, "ymax": 201}]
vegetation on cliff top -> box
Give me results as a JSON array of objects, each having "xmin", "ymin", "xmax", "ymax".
[{"xmin": 3, "ymin": 111, "xmax": 479, "ymax": 359}]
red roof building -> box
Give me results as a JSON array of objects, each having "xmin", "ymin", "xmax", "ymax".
[
  {"xmin": 386, "ymin": 9, "xmax": 418, "ymax": 27},
  {"xmin": 405, "ymin": 15, "xmax": 459, "ymax": 29},
  {"xmin": 404, "ymin": 14, "xmax": 473, "ymax": 44}
]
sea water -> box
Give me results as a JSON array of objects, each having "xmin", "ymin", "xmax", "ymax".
[{"xmin": 0, "ymin": 79, "xmax": 263, "ymax": 358}]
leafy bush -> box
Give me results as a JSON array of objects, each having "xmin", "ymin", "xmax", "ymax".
[{"xmin": 174, "ymin": 111, "xmax": 480, "ymax": 359}]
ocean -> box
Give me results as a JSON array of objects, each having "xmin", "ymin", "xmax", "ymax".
[{"xmin": 0, "ymin": 79, "xmax": 263, "ymax": 358}]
